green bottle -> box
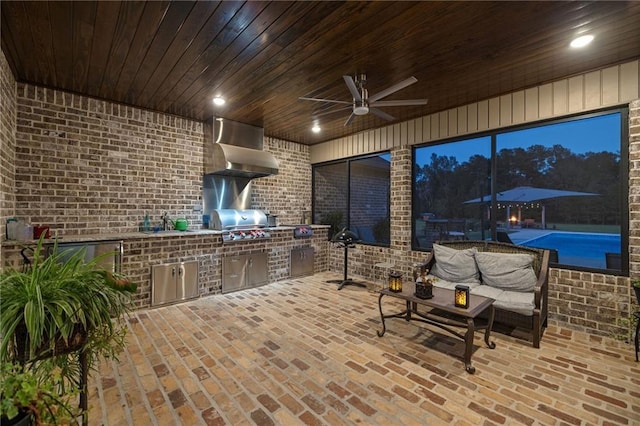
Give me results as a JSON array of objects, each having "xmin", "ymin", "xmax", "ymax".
[{"xmin": 143, "ymin": 214, "xmax": 151, "ymax": 232}]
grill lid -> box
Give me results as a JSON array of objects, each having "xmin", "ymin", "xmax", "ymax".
[{"xmin": 210, "ymin": 209, "xmax": 268, "ymax": 230}]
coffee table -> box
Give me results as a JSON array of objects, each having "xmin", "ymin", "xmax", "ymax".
[{"xmin": 377, "ymin": 282, "xmax": 496, "ymax": 374}]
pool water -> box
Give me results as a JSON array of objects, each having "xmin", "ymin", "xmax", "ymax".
[{"xmin": 521, "ymin": 232, "xmax": 620, "ymax": 269}]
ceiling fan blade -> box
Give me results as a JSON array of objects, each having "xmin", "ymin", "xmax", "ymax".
[
  {"xmin": 369, "ymin": 108, "xmax": 395, "ymax": 121},
  {"xmin": 343, "ymin": 75, "xmax": 362, "ymax": 102},
  {"xmin": 368, "ymin": 76, "xmax": 418, "ymax": 103},
  {"xmin": 313, "ymin": 105, "xmax": 352, "ymax": 117},
  {"xmin": 370, "ymin": 99, "xmax": 428, "ymax": 107},
  {"xmin": 344, "ymin": 112, "xmax": 356, "ymax": 126},
  {"xmin": 299, "ymin": 96, "xmax": 351, "ymax": 105}
]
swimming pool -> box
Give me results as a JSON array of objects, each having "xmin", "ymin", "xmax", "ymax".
[{"xmin": 520, "ymin": 232, "xmax": 620, "ymax": 269}]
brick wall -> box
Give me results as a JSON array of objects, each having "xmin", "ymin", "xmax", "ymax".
[
  {"xmin": 10, "ymin": 84, "xmax": 310, "ymax": 236},
  {"xmin": 0, "ymin": 50, "xmax": 16, "ymax": 254},
  {"xmin": 252, "ymin": 137, "xmax": 311, "ymax": 225},
  {"xmin": 14, "ymin": 84, "xmax": 203, "ymax": 235}
]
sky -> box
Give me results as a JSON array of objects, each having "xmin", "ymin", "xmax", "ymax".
[{"xmin": 415, "ymin": 112, "xmax": 621, "ymax": 167}]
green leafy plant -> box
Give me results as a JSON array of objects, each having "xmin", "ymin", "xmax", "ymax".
[
  {"xmin": 0, "ymin": 236, "xmax": 136, "ymax": 423},
  {"xmin": 0, "ymin": 361, "xmax": 80, "ymax": 425},
  {"xmin": 1, "ymin": 236, "xmax": 135, "ymax": 364}
]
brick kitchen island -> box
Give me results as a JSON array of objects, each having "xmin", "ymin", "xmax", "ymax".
[{"xmin": 1, "ymin": 225, "xmax": 329, "ymax": 309}]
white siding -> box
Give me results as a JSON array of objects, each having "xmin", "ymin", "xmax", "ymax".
[{"xmin": 310, "ymin": 59, "xmax": 640, "ymax": 162}]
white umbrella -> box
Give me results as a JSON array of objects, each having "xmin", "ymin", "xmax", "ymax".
[{"xmin": 464, "ymin": 186, "xmax": 599, "ymax": 229}]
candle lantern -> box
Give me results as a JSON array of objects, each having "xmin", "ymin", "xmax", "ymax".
[
  {"xmin": 454, "ymin": 285, "xmax": 470, "ymax": 308},
  {"xmin": 388, "ymin": 272, "xmax": 402, "ymax": 292},
  {"xmin": 415, "ymin": 278, "xmax": 433, "ymax": 299}
]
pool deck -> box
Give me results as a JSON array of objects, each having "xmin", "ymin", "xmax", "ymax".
[{"xmin": 505, "ymin": 228, "xmax": 555, "ymax": 244}]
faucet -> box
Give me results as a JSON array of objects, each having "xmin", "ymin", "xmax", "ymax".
[{"xmin": 161, "ymin": 212, "xmax": 170, "ymax": 231}]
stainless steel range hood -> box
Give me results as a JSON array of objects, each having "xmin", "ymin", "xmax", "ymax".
[{"xmin": 204, "ymin": 117, "xmax": 279, "ymax": 178}]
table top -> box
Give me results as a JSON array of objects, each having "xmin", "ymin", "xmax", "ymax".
[{"xmin": 380, "ymin": 282, "xmax": 494, "ymax": 319}]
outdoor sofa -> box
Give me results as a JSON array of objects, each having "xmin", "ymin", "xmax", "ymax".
[{"xmin": 421, "ymin": 240, "xmax": 550, "ymax": 348}]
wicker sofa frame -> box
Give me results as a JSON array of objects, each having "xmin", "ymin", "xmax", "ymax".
[{"xmin": 422, "ymin": 240, "xmax": 550, "ymax": 348}]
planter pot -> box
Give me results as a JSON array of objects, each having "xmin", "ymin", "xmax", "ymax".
[
  {"xmin": 1, "ymin": 411, "xmax": 32, "ymax": 426},
  {"xmin": 13, "ymin": 322, "xmax": 87, "ymax": 362}
]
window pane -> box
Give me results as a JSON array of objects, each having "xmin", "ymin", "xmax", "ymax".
[
  {"xmin": 495, "ymin": 112, "xmax": 622, "ymax": 270},
  {"xmin": 413, "ymin": 137, "xmax": 491, "ymax": 249},
  {"xmin": 350, "ymin": 154, "xmax": 390, "ymax": 245},
  {"xmin": 314, "ymin": 162, "xmax": 348, "ymax": 239}
]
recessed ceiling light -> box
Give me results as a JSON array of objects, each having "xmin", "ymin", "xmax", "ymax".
[
  {"xmin": 570, "ymin": 34, "xmax": 594, "ymax": 48},
  {"xmin": 311, "ymin": 125, "xmax": 321, "ymax": 133},
  {"xmin": 213, "ymin": 96, "xmax": 226, "ymax": 106}
]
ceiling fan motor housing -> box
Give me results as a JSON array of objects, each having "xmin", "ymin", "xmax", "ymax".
[{"xmin": 353, "ymin": 101, "xmax": 369, "ymax": 115}]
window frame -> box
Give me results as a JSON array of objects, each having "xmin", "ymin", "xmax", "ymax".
[
  {"xmin": 312, "ymin": 151, "xmax": 391, "ymax": 247},
  {"xmin": 411, "ymin": 107, "xmax": 629, "ymax": 275}
]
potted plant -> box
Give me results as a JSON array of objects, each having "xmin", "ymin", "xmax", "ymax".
[
  {"xmin": 0, "ymin": 361, "xmax": 80, "ymax": 425},
  {"xmin": 0, "ymin": 236, "xmax": 136, "ymax": 423}
]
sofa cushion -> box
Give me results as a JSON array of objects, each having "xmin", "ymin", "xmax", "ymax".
[
  {"xmin": 427, "ymin": 275, "xmax": 480, "ymax": 291},
  {"xmin": 430, "ymin": 244, "xmax": 481, "ymax": 284},
  {"xmin": 493, "ymin": 290, "xmax": 535, "ymax": 316},
  {"xmin": 471, "ymin": 285, "xmax": 535, "ymax": 315},
  {"xmin": 474, "ymin": 252, "xmax": 537, "ymax": 292},
  {"xmin": 470, "ymin": 284, "xmax": 504, "ymax": 300}
]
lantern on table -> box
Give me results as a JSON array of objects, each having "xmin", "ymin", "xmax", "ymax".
[
  {"xmin": 388, "ymin": 272, "xmax": 402, "ymax": 292},
  {"xmin": 454, "ymin": 285, "xmax": 470, "ymax": 308},
  {"xmin": 415, "ymin": 278, "xmax": 433, "ymax": 299}
]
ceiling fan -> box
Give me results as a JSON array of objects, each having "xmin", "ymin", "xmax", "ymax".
[{"xmin": 299, "ymin": 73, "xmax": 428, "ymax": 126}]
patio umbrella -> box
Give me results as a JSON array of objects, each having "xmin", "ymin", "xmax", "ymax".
[{"xmin": 464, "ymin": 186, "xmax": 599, "ymax": 228}]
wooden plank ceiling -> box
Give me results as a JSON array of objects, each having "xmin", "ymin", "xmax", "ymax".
[{"xmin": 2, "ymin": 1, "xmax": 640, "ymax": 145}]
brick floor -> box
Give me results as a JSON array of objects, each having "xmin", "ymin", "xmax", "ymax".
[{"xmin": 88, "ymin": 272, "xmax": 640, "ymax": 425}]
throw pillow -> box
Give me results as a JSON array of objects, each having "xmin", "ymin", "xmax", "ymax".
[
  {"xmin": 430, "ymin": 244, "xmax": 480, "ymax": 284},
  {"xmin": 474, "ymin": 251, "xmax": 537, "ymax": 292}
]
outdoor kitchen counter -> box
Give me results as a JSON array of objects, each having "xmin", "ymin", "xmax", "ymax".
[
  {"xmin": 1, "ymin": 225, "xmax": 330, "ymax": 309},
  {"xmin": 0, "ymin": 225, "xmax": 328, "ymax": 245}
]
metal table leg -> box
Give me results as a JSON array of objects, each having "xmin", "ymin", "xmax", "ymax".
[
  {"xmin": 484, "ymin": 305, "xmax": 496, "ymax": 349},
  {"xmin": 464, "ymin": 318, "xmax": 476, "ymax": 374},
  {"xmin": 377, "ymin": 293, "xmax": 410, "ymax": 337}
]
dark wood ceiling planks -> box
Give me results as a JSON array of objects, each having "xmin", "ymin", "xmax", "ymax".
[{"xmin": 2, "ymin": 1, "xmax": 640, "ymax": 145}]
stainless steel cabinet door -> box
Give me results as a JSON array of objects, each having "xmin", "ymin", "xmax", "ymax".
[
  {"xmin": 291, "ymin": 247, "xmax": 314, "ymax": 278},
  {"xmin": 151, "ymin": 264, "xmax": 178, "ymax": 307},
  {"xmin": 247, "ymin": 252, "xmax": 268, "ymax": 287},
  {"xmin": 222, "ymin": 254, "xmax": 248, "ymax": 293},
  {"xmin": 178, "ymin": 260, "xmax": 199, "ymax": 301}
]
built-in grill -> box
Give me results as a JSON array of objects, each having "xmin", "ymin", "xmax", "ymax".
[{"xmin": 210, "ymin": 209, "xmax": 271, "ymax": 243}]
